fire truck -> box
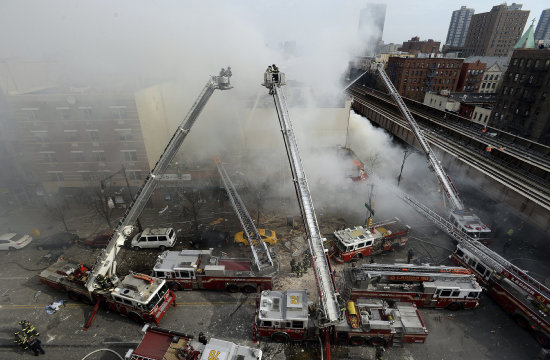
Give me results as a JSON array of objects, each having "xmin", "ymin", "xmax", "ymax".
[
  {"xmin": 39, "ymin": 70, "xmax": 232, "ymax": 329},
  {"xmin": 152, "ymin": 249, "xmax": 276, "ymax": 293},
  {"xmin": 331, "ymin": 218, "xmax": 410, "ymax": 263},
  {"xmin": 340, "ymin": 263, "xmax": 481, "ymax": 310},
  {"xmin": 254, "ymin": 289, "xmax": 427, "ymax": 346},
  {"xmin": 126, "ymin": 325, "xmax": 262, "ymax": 360},
  {"xmin": 255, "ymin": 66, "xmax": 427, "ymax": 358},
  {"xmin": 451, "ymin": 241, "xmax": 550, "ymax": 348}
]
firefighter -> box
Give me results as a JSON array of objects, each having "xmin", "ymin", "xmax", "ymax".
[
  {"xmin": 407, "ymin": 248, "xmax": 414, "ymax": 264},
  {"xmin": 28, "ymin": 337, "xmax": 45, "ymax": 356},
  {"xmin": 219, "ymin": 68, "xmax": 226, "ymax": 77},
  {"xmin": 198, "ymin": 332, "xmax": 207, "ymax": 345},
  {"xmin": 226, "ymin": 66, "xmax": 232, "ymax": 77},
  {"xmin": 272, "ymin": 64, "xmax": 279, "ymax": 73},
  {"xmin": 503, "ymin": 238, "xmax": 512, "ymax": 254},
  {"xmin": 267, "ymin": 65, "xmax": 273, "ymax": 73},
  {"xmin": 370, "ymin": 257, "xmax": 375, "ymax": 264},
  {"xmin": 302, "ymin": 251, "xmax": 311, "ymax": 269},
  {"xmin": 14, "ymin": 331, "xmax": 29, "ymax": 350},
  {"xmin": 290, "ymin": 258, "xmax": 297, "ymax": 274},
  {"xmin": 375, "ymin": 346, "xmax": 385, "ymax": 360},
  {"xmin": 296, "ymin": 262, "xmax": 303, "ymax": 277},
  {"xmin": 19, "ymin": 320, "xmax": 39, "ymax": 337}
]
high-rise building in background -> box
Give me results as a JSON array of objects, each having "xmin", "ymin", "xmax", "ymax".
[
  {"xmin": 461, "ymin": 3, "xmax": 529, "ymax": 57},
  {"xmin": 534, "ymin": 9, "xmax": 550, "ymax": 44},
  {"xmin": 445, "ymin": 6, "xmax": 475, "ymax": 47},
  {"xmin": 358, "ymin": 3, "xmax": 387, "ymax": 56}
]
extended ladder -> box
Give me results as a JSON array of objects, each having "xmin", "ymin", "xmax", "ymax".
[
  {"xmin": 86, "ymin": 73, "xmax": 232, "ymax": 292},
  {"xmin": 398, "ymin": 191, "xmax": 550, "ymax": 305},
  {"xmin": 214, "ymin": 158, "xmax": 274, "ymax": 271},
  {"xmin": 263, "ymin": 67, "xmax": 342, "ymax": 326},
  {"xmin": 373, "ymin": 62, "xmax": 463, "ymax": 211}
]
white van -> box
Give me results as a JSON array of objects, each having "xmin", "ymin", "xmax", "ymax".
[{"xmin": 131, "ymin": 228, "xmax": 176, "ymax": 250}]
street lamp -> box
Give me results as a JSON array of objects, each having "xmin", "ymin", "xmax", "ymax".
[{"xmin": 100, "ymin": 164, "xmax": 143, "ymax": 232}]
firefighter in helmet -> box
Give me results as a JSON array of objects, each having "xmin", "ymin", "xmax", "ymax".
[{"xmin": 19, "ymin": 320, "xmax": 39, "ymax": 337}]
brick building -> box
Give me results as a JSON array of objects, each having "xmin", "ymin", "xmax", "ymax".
[
  {"xmin": 387, "ymin": 57, "xmax": 463, "ymax": 101},
  {"xmin": 456, "ymin": 60, "xmax": 487, "ymax": 92},
  {"xmin": 399, "ymin": 36, "xmax": 440, "ymax": 55},
  {"xmin": 461, "ymin": 3, "xmax": 529, "ymax": 57},
  {"xmin": 491, "ymin": 47, "xmax": 550, "ymax": 145}
]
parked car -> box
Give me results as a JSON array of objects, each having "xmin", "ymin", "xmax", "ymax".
[
  {"xmin": 0, "ymin": 233, "xmax": 33, "ymax": 250},
  {"xmin": 131, "ymin": 228, "xmax": 176, "ymax": 250},
  {"xmin": 83, "ymin": 230, "xmax": 114, "ymax": 248},
  {"xmin": 234, "ymin": 228, "xmax": 278, "ymax": 246},
  {"xmin": 192, "ymin": 230, "xmax": 230, "ymax": 249},
  {"xmin": 36, "ymin": 232, "xmax": 78, "ymax": 250}
]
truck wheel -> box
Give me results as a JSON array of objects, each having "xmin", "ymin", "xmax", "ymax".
[
  {"xmin": 227, "ymin": 285, "xmax": 239, "ymax": 293},
  {"xmin": 390, "ymin": 243, "xmax": 399, "ymax": 252},
  {"xmin": 170, "ymin": 282, "xmax": 182, "ymax": 291},
  {"xmin": 447, "ymin": 302, "xmax": 462, "ymax": 311},
  {"xmin": 368, "ymin": 337, "xmax": 386, "ymax": 347},
  {"xmin": 513, "ymin": 314, "xmax": 529, "ymax": 329},
  {"xmin": 271, "ymin": 332, "xmax": 289, "ymax": 343},
  {"xmin": 238, "ymin": 242, "xmax": 245, "ymax": 247},
  {"xmin": 8, "ymin": 247, "xmax": 15, "ymax": 251},
  {"xmin": 535, "ymin": 331, "xmax": 550, "ymax": 348},
  {"xmin": 133, "ymin": 246, "xmax": 140, "ymax": 251},
  {"xmin": 159, "ymin": 245, "xmax": 167, "ymax": 251},
  {"xmin": 349, "ymin": 336, "xmax": 366, "ymax": 346},
  {"xmin": 242, "ymin": 285, "xmax": 256, "ymax": 294},
  {"xmin": 354, "ymin": 253, "xmax": 363, "ymax": 260},
  {"xmin": 128, "ymin": 312, "xmax": 144, "ymax": 324}
]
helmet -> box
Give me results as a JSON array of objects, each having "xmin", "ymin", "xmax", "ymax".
[{"xmin": 18, "ymin": 320, "xmax": 28, "ymax": 326}]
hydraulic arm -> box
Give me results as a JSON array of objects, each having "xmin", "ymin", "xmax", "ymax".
[{"xmin": 86, "ymin": 71, "xmax": 233, "ymax": 292}]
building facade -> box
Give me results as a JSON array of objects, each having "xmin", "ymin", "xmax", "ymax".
[
  {"xmin": 446, "ymin": 6, "xmax": 475, "ymax": 47},
  {"xmin": 358, "ymin": 3, "xmax": 387, "ymax": 56},
  {"xmin": 399, "ymin": 37, "xmax": 440, "ymax": 55},
  {"xmin": 387, "ymin": 57, "xmax": 463, "ymax": 101},
  {"xmin": 535, "ymin": 9, "xmax": 550, "ymax": 44},
  {"xmin": 457, "ymin": 60, "xmax": 487, "ymax": 92},
  {"xmin": 461, "ymin": 3, "xmax": 529, "ymax": 57},
  {"xmin": 490, "ymin": 48, "xmax": 550, "ymax": 145}
]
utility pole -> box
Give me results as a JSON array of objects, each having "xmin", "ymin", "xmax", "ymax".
[{"xmin": 397, "ymin": 148, "xmax": 412, "ymax": 187}]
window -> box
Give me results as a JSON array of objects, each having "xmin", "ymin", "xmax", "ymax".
[
  {"xmin": 79, "ymin": 171, "xmax": 91, "ymax": 181},
  {"xmin": 291, "ymin": 321, "xmax": 304, "ymax": 329},
  {"xmin": 72, "ymin": 151, "xmax": 84, "ymax": 162},
  {"xmin": 155, "ymin": 271, "xmax": 165, "ymax": 277},
  {"xmin": 509, "ymin": 87, "xmax": 515, "ymax": 95},
  {"xmin": 452, "ymin": 290, "xmax": 460, "ymax": 297},
  {"xmin": 491, "ymin": 83, "xmax": 496, "ymax": 89},
  {"xmin": 535, "ymin": 59, "xmax": 540, "ymax": 68},
  {"xmin": 122, "ymin": 150, "xmax": 137, "ymax": 161},
  {"xmin": 94, "ymin": 151, "xmax": 106, "ymax": 162},
  {"xmin": 80, "ymin": 107, "xmax": 93, "ymax": 121},
  {"xmin": 177, "ymin": 270, "xmax": 191, "ymax": 279},
  {"xmin": 519, "ymin": 59, "xmax": 524, "ymax": 67},
  {"xmin": 22, "ymin": 108, "xmax": 40, "ymax": 121},
  {"xmin": 32, "ymin": 130, "xmax": 49, "ymax": 144},
  {"xmin": 440, "ymin": 290, "xmax": 452, "ymax": 297},
  {"xmin": 41, "ymin": 151, "xmax": 56, "ymax": 162},
  {"xmin": 262, "ymin": 321, "xmax": 272, "ymax": 327},
  {"xmin": 57, "ymin": 107, "xmax": 70, "ymax": 120},
  {"xmin": 494, "ymin": 75, "xmax": 498, "ymax": 80},
  {"xmin": 49, "ymin": 171, "xmax": 64, "ymax": 182},
  {"xmin": 475, "ymin": 263, "xmax": 486, "ymax": 275},
  {"xmin": 513, "ymin": 73, "xmax": 519, "ymax": 82},
  {"xmin": 116, "ymin": 129, "xmax": 133, "ymax": 140},
  {"xmin": 87, "ymin": 130, "xmax": 100, "ymax": 141},
  {"xmin": 110, "ymin": 106, "xmax": 128, "ymax": 122},
  {"xmin": 64, "ymin": 130, "xmax": 78, "ymax": 141},
  {"xmin": 512, "ymin": 59, "xmax": 518, "ymax": 66}
]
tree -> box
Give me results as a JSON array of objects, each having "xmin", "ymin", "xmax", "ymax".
[
  {"xmin": 364, "ymin": 151, "xmax": 381, "ymax": 173},
  {"xmin": 46, "ymin": 196, "xmax": 71, "ymax": 232},
  {"xmin": 87, "ymin": 187, "xmax": 116, "ymax": 229},
  {"xmin": 177, "ymin": 187, "xmax": 205, "ymax": 235},
  {"xmin": 250, "ymin": 182, "xmax": 270, "ymax": 227}
]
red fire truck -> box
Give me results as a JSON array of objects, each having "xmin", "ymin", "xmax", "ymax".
[
  {"xmin": 152, "ymin": 249, "xmax": 278, "ymax": 293},
  {"xmin": 341, "ymin": 263, "xmax": 481, "ymax": 310},
  {"xmin": 253, "ymin": 289, "xmax": 428, "ymax": 346},
  {"xmin": 39, "ymin": 259, "xmax": 175, "ymax": 325},
  {"xmin": 331, "ymin": 218, "xmax": 410, "ymax": 263},
  {"xmin": 126, "ymin": 325, "xmax": 262, "ymax": 360},
  {"xmin": 451, "ymin": 243, "xmax": 550, "ymax": 347}
]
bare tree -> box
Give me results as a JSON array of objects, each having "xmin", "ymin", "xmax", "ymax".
[
  {"xmin": 87, "ymin": 187, "xmax": 116, "ymax": 229},
  {"xmin": 364, "ymin": 151, "xmax": 381, "ymax": 173},
  {"xmin": 250, "ymin": 182, "xmax": 270, "ymax": 227},
  {"xmin": 177, "ymin": 187, "xmax": 205, "ymax": 235},
  {"xmin": 46, "ymin": 196, "xmax": 71, "ymax": 232}
]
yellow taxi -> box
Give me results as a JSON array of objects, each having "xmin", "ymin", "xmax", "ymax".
[{"xmin": 234, "ymin": 229, "xmax": 278, "ymax": 246}]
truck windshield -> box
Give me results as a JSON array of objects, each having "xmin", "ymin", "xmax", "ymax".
[{"xmin": 144, "ymin": 284, "xmax": 168, "ymax": 312}]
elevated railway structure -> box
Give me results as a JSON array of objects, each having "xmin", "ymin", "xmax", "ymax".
[{"xmin": 348, "ymin": 85, "xmax": 550, "ymax": 230}]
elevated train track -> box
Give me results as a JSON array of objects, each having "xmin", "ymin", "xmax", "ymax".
[{"xmin": 348, "ymin": 86, "xmax": 550, "ymax": 225}]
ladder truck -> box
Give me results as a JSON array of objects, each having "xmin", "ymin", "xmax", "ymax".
[
  {"xmin": 341, "ymin": 263, "xmax": 481, "ymax": 310},
  {"xmin": 253, "ymin": 66, "xmax": 428, "ymax": 357},
  {"xmin": 370, "ymin": 62, "xmax": 490, "ymax": 241},
  {"xmin": 397, "ymin": 190, "xmax": 550, "ymax": 347},
  {"xmin": 39, "ymin": 70, "xmax": 233, "ymax": 329}
]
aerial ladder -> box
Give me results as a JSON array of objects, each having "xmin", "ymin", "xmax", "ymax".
[
  {"xmin": 262, "ymin": 65, "xmax": 343, "ymax": 334},
  {"xmin": 86, "ymin": 70, "xmax": 233, "ymax": 293},
  {"xmin": 370, "ymin": 62, "xmax": 464, "ymax": 210},
  {"xmin": 213, "ymin": 158, "xmax": 274, "ymax": 271}
]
